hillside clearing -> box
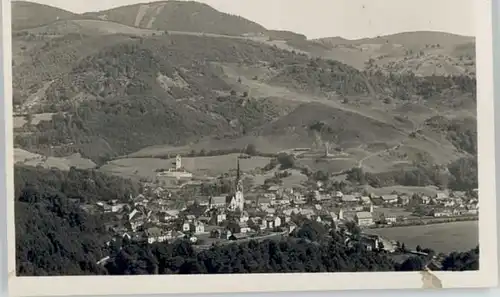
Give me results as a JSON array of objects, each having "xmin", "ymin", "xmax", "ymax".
[{"xmin": 14, "ymin": 148, "xmax": 96, "ymax": 171}]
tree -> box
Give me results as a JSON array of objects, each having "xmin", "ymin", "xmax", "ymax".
[
  {"xmin": 313, "ymin": 170, "xmax": 329, "ymax": 182},
  {"xmin": 344, "ymin": 221, "xmax": 361, "ymax": 237},
  {"xmin": 295, "ymin": 220, "xmax": 327, "ymax": 242},
  {"xmin": 399, "ymin": 257, "xmax": 425, "ymax": 271},
  {"xmin": 378, "ymin": 241, "xmax": 385, "ymax": 251},
  {"xmin": 242, "ymin": 177, "xmax": 254, "ymax": 191},
  {"xmin": 226, "ymin": 221, "xmax": 241, "ymax": 234},
  {"xmin": 276, "ymin": 153, "xmax": 295, "ymax": 169},
  {"xmin": 245, "ymin": 144, "xmax": 257, "ymax": 156}
]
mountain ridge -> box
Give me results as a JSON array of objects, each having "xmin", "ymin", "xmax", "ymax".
[
  {"xmin": 13, "ymin": 1, "xmax": 474, "ymax": 41},
  {"xmin": 314, "ymin": 31, "xmax": 474, "ymax": 46},
  {"xmin": 12, "ymin": 1, "xmax": 78, "ymax": 30}
]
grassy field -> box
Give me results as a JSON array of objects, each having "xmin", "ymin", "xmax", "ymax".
[
  {"xmin": 362, "ymin": 185, "xmax": 441, "ymax": 197},
  {"xmin": 127, "ymin": 135, "xmax": 301, "ymax": 158},
  {"xmin": 13, "ymin": 113, "xmax": 57, "ymax": 129},
  {"xmin": 298, "ymin": 158, "xmax": 357, "ymax": 174},
  {"xmin": 14, "ymin": 148, "xmax": 96, "ymax": 171},
  {"xmin": 100, "ymin": 154, "xmax": 272, "ymax": 179},
  {"xmin": 251, "ymin": 168, "xmax": 308, "ymax": 188},
  {"xmin": 365, "ymin": 221, "xmax": 479, "ymax": 253}
]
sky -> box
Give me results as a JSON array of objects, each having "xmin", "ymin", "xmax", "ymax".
[{"xmin": 23, "ymin": 0, "xmax": 475, "ymax": 39}]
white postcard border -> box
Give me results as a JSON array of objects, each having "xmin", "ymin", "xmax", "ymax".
[{"xmin": 1, "ymin": 0, "xmax": 498, "ymax": 296}]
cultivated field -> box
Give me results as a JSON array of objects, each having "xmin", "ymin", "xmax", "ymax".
[
  {"xmin": 297, "ymin": 158, "xmax": 357, "ymax": 174},
  {"xmin": 100, "ymin": 154, "xmax": 272, "ymax": 179},
  {"xmin": 365, "ymin": 221, "xmax": 479, "ymax": 253},
  {"xmin": 127, "ymin": 135, "xmax": 294, "ymax": 157},
  {"xmin": 251, "ymin": 168, "xmax": 308, "ymax": 188}
]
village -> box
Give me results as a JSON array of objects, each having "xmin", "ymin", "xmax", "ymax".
[{"xmin": 88, "ymin": 155, "xmax": 480, "ymax": 257}]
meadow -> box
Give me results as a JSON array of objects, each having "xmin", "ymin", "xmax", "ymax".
[
  {"xmin": 99, "ymin": 154, "xmax": 272, "ymax": 179},
  {"xmin": 365, "ymin": 221, "xmax": 479, "ymax": 253}
]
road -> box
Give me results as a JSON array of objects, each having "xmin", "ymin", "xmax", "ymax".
[{"xmin": 357, "ymin": 143, "xmax": 402, "ymax": 169}]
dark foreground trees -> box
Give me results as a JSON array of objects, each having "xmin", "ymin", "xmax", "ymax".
[
  {"xmin": 106, "ymin": 237, "xmax": 396, "ymax": 275},
  {"xmin": 15, "ymin": 165, "xmax": 139, "ymax": 275}
]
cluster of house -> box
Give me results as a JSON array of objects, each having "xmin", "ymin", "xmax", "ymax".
[
  {"xmin": 93, "ymin": 162, "xmax": 479, "ymax": 246},
  {"xmin": 427, "ymin": 190, "xmax": 479, "ymax": 217}
]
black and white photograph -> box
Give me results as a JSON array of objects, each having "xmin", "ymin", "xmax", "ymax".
[{"xmin": 3, "ymin": 0, "xmax": 499, "ymax": 295}]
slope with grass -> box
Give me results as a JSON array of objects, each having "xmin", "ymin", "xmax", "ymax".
[
  {"xmin": 12, "ymin": 1, "xmax": 78, "ymax": 31},
  {"xmin": 314, "ymin": 32, "xmax": 474, "ymax": 49},
  {"xmin": 288, "ymin": 32, "xmax": 476, "ymax": 76},
  {"xmin": 82, "ymin": 1, "xmax": 267, "ymax": 36}
]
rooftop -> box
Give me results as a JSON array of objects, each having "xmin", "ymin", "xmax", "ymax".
[
  {"xmin": 342, "ymin": 195, "xmax": 358, "ymax": 202},
  {"xmin": 356, "ymin": 211, "xmax": 373, "ymax": 219},
  {"xmin": 381, "ymin": 194, "xmax": 398, "ymax": 200}
]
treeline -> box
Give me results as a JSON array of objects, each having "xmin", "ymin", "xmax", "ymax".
[
  {"xmin": 106, "ymin": 237, "xmax": 395, "ymax": 275},
  {"xmin": 105, "ymin": 220, "xmax": 398, "ymax": 275},
  {"xmin": 270, "ymin": 57, "xmax": 476, "ymax": 99},
  {"xmin": 14, "ymin": 165, "xmax": 140, "ymax": 204},
  {"xmin": 442, "ymin": 246, "xmax": 479, "ymax": 271},
  {"xmin": 425, "ymin": 115, "xmax": 477, "ymax": 155},
  {"xmin": 138, "ymin": 143, "xmax": 275, "ymax": 161},
  {"xmin": 345, "ymin": 156, "xmax": 477, "ymax": 191},
  {"xmin": 369, "ymin": 71, "xmax": 476, "ymax": 100}
]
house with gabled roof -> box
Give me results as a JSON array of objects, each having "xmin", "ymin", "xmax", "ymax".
[
  {"xmin": 435, "ymin": 192, "xmax": 449, "ymax": 200},
  {"xmin": 145, "ymin": 227, "xmax": 168, "ymax": 244},
  {"xmin": 381, "ymin": 194, "xmax": 398, "ymax": 204},
  {"xmin": 342, "ymin": 195, "xmax": 358, "ymax": 203},
  {"xmin": 355, "ymin": 211, "xmax": 374, "ymax": 227},
  {"xmin": 209, "ymin": 195, "xmax": 227, "ymax": 209}
]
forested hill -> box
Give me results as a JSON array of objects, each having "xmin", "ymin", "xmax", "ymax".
[
  {"xmin": 13, "ymin": 32, "xmax": 476, "ymax": 169},
  {"xmin": 15, "ymin": 165, "xmax": 139, "ymax": 275}
]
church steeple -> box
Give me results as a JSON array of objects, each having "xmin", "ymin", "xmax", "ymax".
[{"xmin": 236, "ymin": 158, "xmax": 241, "ymax": 183}]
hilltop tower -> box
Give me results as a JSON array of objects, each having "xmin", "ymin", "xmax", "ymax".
[
  {"xmin": 370, "ymin": 203, "xmax": 374, "ymax": 213},
  {"xmin": 175, "ymin": 155, "xmax": 182, "ymax": 170}
]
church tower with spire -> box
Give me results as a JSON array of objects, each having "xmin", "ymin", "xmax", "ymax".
[{"xmin": 234, "ymin": 158, "xmax": 244, "ymax": 211}]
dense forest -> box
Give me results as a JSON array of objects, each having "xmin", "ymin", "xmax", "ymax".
[
  {"xmin": 15, "ymin": 165, "xmax": 479, "ymax": 276},
  {"xmin": 15, "ymin": 165, "xmax": 139, "ymax": 275}
]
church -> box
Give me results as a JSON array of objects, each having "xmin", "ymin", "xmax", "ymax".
[{"xmin": 225, "ymin": 159, "xmax": 245, "ymax": 211}]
